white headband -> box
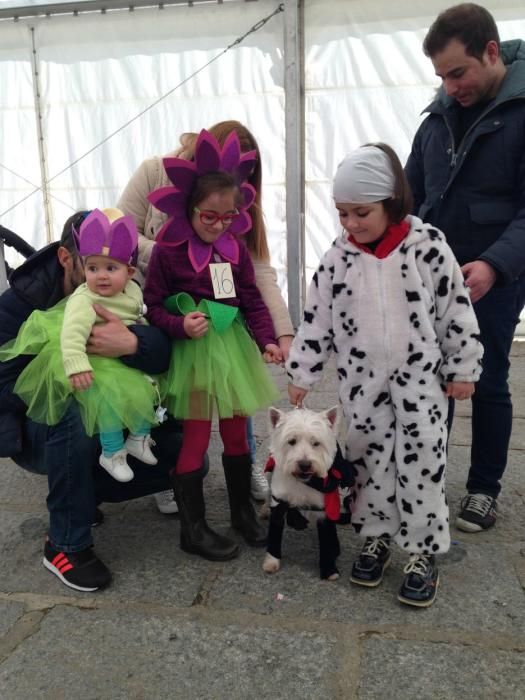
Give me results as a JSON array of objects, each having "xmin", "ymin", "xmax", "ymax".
[{"xmin": 332, "ymin": 146, "xmax": 395, "ymax": 203}]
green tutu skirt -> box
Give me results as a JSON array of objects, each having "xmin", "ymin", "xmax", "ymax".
[
  {"xmin": 0, "ymin": 299, "xmax": 159, "ymax": 436},
  {"xmin": 163, "ymin": 315, "xmax": 280, "ymax": 420}
]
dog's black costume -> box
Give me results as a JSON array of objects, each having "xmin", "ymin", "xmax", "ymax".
[{"xmin": 265, "ymin": 446, "xmax": 356, "ymax": 579}]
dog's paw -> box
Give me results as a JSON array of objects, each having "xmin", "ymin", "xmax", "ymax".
[
  {"xmin": 262, "ymin": 553, "xmax": 281, "ymax": 574},
  {"xmin": 321, "ymin": 565, "xmax": 340, "ymax": 581}
]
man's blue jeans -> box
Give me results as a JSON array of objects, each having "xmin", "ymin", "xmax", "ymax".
[
  {"xmin": 13, "ymin": 405, "xmax": 183, "ymax": 553},
  {"xmin": 450, "ymin": 275, "xmax": 525, "ymax": 498},
  {"xmin": 246, "ymin": 416, "xmax": 257, "ymax": 465}
]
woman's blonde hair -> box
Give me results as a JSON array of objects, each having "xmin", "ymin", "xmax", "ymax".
[{"xmin": 178, "ymin": 120, "xmax": 270, "ymax": 261}]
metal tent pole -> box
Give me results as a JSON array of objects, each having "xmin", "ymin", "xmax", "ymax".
[
  {"xmin": 0, "ymin": 1, "xmax": 254, "ymax": 21},
  {"xmin": 0, "ymin": 242, "xmax": 8, "ymax": 292},
  {"xmin": 29, "ymin": 26, "xmax": 54, "ymax": 243},
  {"xmin": 283, "ymin": 0, "xmax": 305, "ymax": 329}
]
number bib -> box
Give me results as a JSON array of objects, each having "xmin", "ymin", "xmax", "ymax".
[{"xmin": 209, "ymin": 262, "xmax": 236, "ymax": 299}]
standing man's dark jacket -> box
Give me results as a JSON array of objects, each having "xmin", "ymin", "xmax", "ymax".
[
  {"xmin": 405, "ymin": 39, "xmax": 525, "ymax": 283},
  {"xmin": 0, "ymin": 242, "xmax": 171, "ymax": 458}
]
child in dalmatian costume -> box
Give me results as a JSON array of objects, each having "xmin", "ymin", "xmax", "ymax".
[{"xmin": 286, "ymin": 144, "xmax": 483, "ymax": 607}]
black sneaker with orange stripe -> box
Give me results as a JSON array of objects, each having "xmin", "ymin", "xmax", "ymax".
[{"xmin": 43, "ymin": 541, "xmax": 111, "ymax": 592}]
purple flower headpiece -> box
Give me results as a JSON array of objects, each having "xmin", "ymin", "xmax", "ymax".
[
  {"xmin": 74, "ymin": 209, "xmax": 138, "ymax": 265},
  {"xmin": 147, "ymin": 129, "xmax": 257, "ymax": 273}
]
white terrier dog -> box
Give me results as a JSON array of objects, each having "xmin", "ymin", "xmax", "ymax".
[{"xmin": 262, "ymin": 405, "xmax": 351, "ymax": 581}]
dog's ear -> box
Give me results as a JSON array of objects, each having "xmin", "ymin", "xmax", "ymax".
[
  {"xmin": 323, "ymin": 405, "xmax": 339, "ymax": 431},
  {"xmin": 268, "ymin": 406, "xmax": 283, "ymax": 430}
]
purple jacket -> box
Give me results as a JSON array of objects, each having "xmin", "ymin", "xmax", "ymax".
[{"xmin": 144, "ymin": 240, "xmax": 277, "ymax": 351}]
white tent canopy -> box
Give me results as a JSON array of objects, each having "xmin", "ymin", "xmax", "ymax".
[{"xmin": 1, "ymin": 0, "xmax": 524, "ymax": 329}]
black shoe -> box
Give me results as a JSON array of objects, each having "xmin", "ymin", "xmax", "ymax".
[
  {"xmin": 91, "ymin": 507, "xmax": 104, "ymax": 528},
  {"xmin": 350, "ymin": 536, "xmax": 391, "ymax": 587},
  {"xmin": 172, "ymin": 471, "xmax": 239, "ymax": 562},
  {"xmin": 456, "ymin": 493, "xmax": 497, "ymax": 532},
  {"xmin": 398, "ymin": 554, "xmax": 439, "ymax": 608},
  {"xmin": 223, "ymin": 453, "xmax": 267, "ymax": 547},
  {"xmin": 43, "ymin": 541, "xmax": 111, "ymax": 592}
]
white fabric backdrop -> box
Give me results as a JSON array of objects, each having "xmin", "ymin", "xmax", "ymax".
[
  {"xmin": 0, "ymin": 0, "xmax": 287, "ymax": 282},
  {"xmin": 304, "ymin": 0, "xmax": 525, "ymax": 280},
  {"xmin": 0, "ymin": 20, "xmax": 44, "ymax": 245},
  {"xmin": 1, "ymin": 0, "xmax": 524, "ymax": 328}
]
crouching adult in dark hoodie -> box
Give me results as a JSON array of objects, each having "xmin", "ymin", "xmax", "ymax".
[{"xmin": 0, "ymin": 211, "xmax": 192, "ymax": 592}]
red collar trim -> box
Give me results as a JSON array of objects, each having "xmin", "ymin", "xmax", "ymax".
[
  {"xmin": 264, "ymin": 456, "xmax": 276, "ymax": 472},
  {"xmin": 265, "ymin": 455, "xmax": 340, "ymax": 520},
  {"xmin": 349, "ymin": 219, "xmax": 410, "ymax": 259}
]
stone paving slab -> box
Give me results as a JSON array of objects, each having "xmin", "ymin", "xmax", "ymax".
[
  {"xmin": 359, "ymin": 639, "xmax": 525, "ymax": 700},
  {"xmin": 0, "ymin": 602, "xmax": 25, "ymax": 638},
  {"xmin": 207, "ymin": 536, "xmax": 525, "ymax": 634},
  {"xmin": 0, "ymin": 607, "xmax": 342, "ymax": 700},
  {"xmin": 0, "ymin": 462, "xmax": 48, "ymax": 509}
]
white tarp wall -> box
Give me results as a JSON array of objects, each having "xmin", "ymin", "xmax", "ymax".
[
  {"xmin": 0, "ymin": 0, "xmax": 288, "ymax": 282},
  {"xmin": 304, "ymin": 0, "xmax": 525, "ymax": 280},
  {"xmin": 1, "ymin": 0, "xmax": 524, "ymax": 328}
]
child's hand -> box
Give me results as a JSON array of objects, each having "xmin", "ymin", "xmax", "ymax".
[
  {"xmin": 445, "ymin": 381, "xmax": 475, "ymax": 400},
  {"xmin": 70, "ymin": 371, "xmax": 93, "ymax": 391},
  {"xmin": 263, "ymin": 343, "xmax": 283, "ymax": 365},
  {"xmin": 277, "ymin": 335, "xmax": 294, "ymax": 362},
  {"xmin": 288, "ymin": 383, "xmax": 308, "ymax": 407},
  {"xmin": 183, "ymin": 311, "xmax": 209, "ymax": 338}
]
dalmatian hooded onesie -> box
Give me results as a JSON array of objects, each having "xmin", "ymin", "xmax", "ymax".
[{"xmin": 286, "ymin": 147, "xmax": 483, "ymax": 556}]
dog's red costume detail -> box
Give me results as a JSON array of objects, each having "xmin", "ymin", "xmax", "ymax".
[{"xmin": 264, "ymin": 456, "xmax": 343, "ymax": 521}]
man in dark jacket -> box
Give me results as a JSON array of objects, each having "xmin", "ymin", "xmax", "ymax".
[
  {"xmin": 405, "ymin": 4, "xmax": 525, "ymax": 532},
  {"xmin": 0, "ymin": 211, "xmax": 186, "ymax": 592}
]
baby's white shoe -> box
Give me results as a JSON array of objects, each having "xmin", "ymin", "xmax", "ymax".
[
  {"xmin": 99, "ymin": 449, "xmax": 134, "ymax": 482},
  {"xmin": 125, "ymin": 434, "xmax": 158, "ymax": 465}
]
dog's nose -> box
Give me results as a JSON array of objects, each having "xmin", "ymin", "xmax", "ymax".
[{"xmin": 298, "ymin": 460, "xmax": 312, "ymax": 473}]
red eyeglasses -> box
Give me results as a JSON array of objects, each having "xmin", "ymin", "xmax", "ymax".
[{"xmin": 193, "ymin": 207, "xmax": 239, "ymax": 227}]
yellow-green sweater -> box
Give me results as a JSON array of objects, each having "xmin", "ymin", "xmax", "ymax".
[{"xmin": 61, "ymin": 281, "xmax": 144, "ymax": 377}]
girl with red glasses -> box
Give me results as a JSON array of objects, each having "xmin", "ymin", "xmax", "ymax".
[
  {"xmin": 143, "ymin": 130, "xmax": 282, "ymax": 562},
  {"xmin": 118, "ymin": 120, "xmax": 294, "ymax": 507}
]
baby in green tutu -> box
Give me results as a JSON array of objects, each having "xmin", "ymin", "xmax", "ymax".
[
  {"xmin": 142, "ymin": 129, "xmax": 283, "ymax": 557},
  {"xmin": 0, "ymin": 208, "xmax": 161, "ymax": 483}
]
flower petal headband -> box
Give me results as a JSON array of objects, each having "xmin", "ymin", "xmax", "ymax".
[{"xmin": 147, "ymin": 129, "xmax": 257, "ymax": 273}]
